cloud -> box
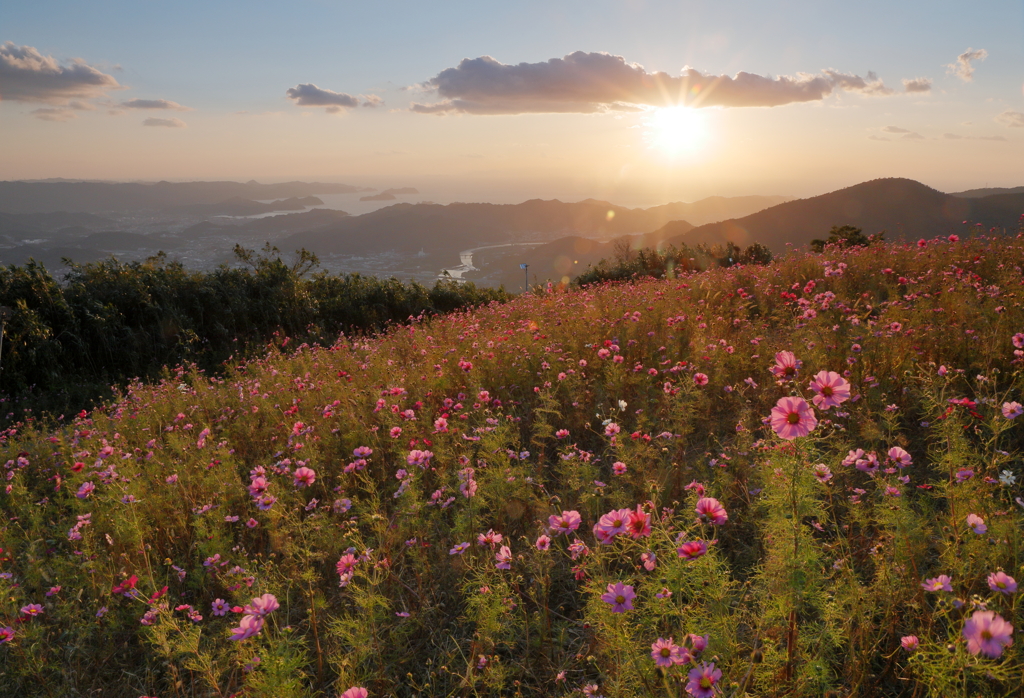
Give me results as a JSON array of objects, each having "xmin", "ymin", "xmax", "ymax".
[
  {"xmin": 902, "ymin": 77, "xmax": 932, "ymax": 93},
  {"xmin": 31, "ymin": 107, "xmax": 76, "ymax": 122},
  {"xmin": 120, "ymin": 98, "xmax": 192, "ymax": 111},
  {"xmin": 867, "ymin": 135, "xmax": 890, "ymax": 141},
  {"xmin": 946, "ymin": 48, "xmax": 987, "ymax": 82},
  {"xmin": 143, "ymin": 117, "xmax": 186, "ymax": 128},
  {"xmin": 409, "ymin": 52, "xmax": 900, "ymax": 115},
  {"xmin": 995, "ymin": 110, "xmax": 1024, "ymax": 128},
  {"xmin": 0, "ymin": 41, "xmax": 121, "ymax": 104},
  {"xmin": 285, "ymin": 83, "xmax": 380, "ymax": 112},
  {"xmin": 943, "ymin": 132, "xmax": 1007, "ymax": 141},
  {"xmin": 881, "ymin": 125, "xmax": 912, "ymax": 133},
  {"xmin": 900, "ymin": 132, "xmax": 925, "ymax": 140}
]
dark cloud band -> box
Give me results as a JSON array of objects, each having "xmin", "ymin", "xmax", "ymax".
[
  {"xmin": 285, "ymin": 83, "xmax": 381, "ymax": 112},
  {"xmin": 410, "ymin": 52, "xmax": 904, "ymax": 115}
]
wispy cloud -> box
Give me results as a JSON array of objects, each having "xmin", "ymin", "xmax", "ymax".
[
  {"xmin": 946, "ymin": 48, "xmax": 987, "ymax": 82},
  {"xmin": 120, "ymin": 98, "xmax": 192, "ymax": 111},
  {"xmin": 995, "ymin": 110, "xmax": 1024, "ymax": 128},
  {"xmin": 285, "ymin": 83, "xmax": 381, "ymax": 113},
  {"xmin": 902, "ymin": 77, "xmax": 932, "ymax": 93},
  {"xmin": 0, "ymin": 41, "xmax": 121, "ymax": 105},
  {"xmin": 143, "ymin": 117, "xmax": 186, "ymax": 128},
  {"xmin": 31, "ymin": 107, "xmax": 77, "ymax": 122},
  {"xmin": 409, "ymin": 52, "xmax": 904, "ymax": 115}
]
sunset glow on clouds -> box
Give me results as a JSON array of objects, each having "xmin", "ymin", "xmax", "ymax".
[{"xmin": 0, "ymin": 1, "xmax": 1021, "ymax": 202}]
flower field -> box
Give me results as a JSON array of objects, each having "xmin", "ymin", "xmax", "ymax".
[{"xmin": 2, "ymin": 231, "xmax": 1024, "ymax": 697}]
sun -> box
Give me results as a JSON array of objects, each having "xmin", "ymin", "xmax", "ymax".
[{"xmin": 648, "ymin": 106, "xmax": 707, "ymax": 156}]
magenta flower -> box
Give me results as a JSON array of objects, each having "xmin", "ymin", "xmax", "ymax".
[
  {"xmin": 770, "ymin": 351, "xmax": 802, "ymax": 379},
  {"xmin": 693, "ymin": 373, "xmax": 709, "ymax": 386},
  {"xmin": 808, "ymin": 371, "xmax": 851, "ymax": 410},
  {"xmin": 228, "ymin": 614, "xmax": 264, "ymax": 641},
  {"xmin": 641, "ymin": 551, "xmax": 657, "ymax": 571},
  {"xmin": 966, "ymin": 514, "xmax": 987, "ymax": 535},
  {"xmin": 811, "ymin": 464, "xmax": 833, "ymax": 483},
  {"xmin": 900, "ymin": 635, "xmax": 919, "ymax": 651},
  {"xmin": 292, "ymin": 466, "xmax": 316, "ymax": 487},
  {"xmin": 76, "ymin": 481, "xmax": 95, "ymax": 499},
  {"xmin": 336, "ymin": 553, "xmax": 358, "ymax": 575},
  {"xmin": 626, "ymin": 506, "xmax": 652, "ymax": 538},
  {"xmin": 449, "ymin": 542, "xmax": 469, "ymax": 555},
  {"xmin": 339, "ymin": 688, "xmax": 369, "ymax": 698},
  {"xmin": 685, "ymin": 662, "xmax": 722, "ymax": 698},
  {"xmin": 0, "ymin": 626, "xmax": 14, "ymax": 643},
  {"xmin": 612, "ymin": 461, "xmax": 627, "ymax": 475},
  {"xmin": 770, "ymin": 396, "xmax": 817, "ymax": 440},
  {"xmin": 477, "ymin": 529, "xmax": 503, "ymax": 547},
  {"xmin": 548, "ymin": 510, "xmax": 581, "ymax": 534},
  {"xmin": 243, "ymin": 593, "xmax": 279, "ymax": 617},
  {"xmin": 535, "ymin": 535, "xmax": 551, "ymax": 551},
  {"xmin": 695, "ymin": 497, "xmax": 728, "ymax": 525},
  {"xmin": 677, "ymin": 540, "xmax": 708, "ymax": 560},
  {"xmin": 988, "ymin": 571, "xmax": 1018, "ymax": 594},
  {"xmin": 651, "ymin": 637, "xmax": 691, "ymax": 667},
  {"xmin": 352, "ymin": 446, "xmax": 373, "ymax": 458},
  {"xmin": 921, "ymin": 575, "xmax": 952, "ymax": 592},
  {"xmin": 211, "ymin": 599, "xmax": 228, "ymax": 616},
  {"xmin": 963, "ymin": 610, "xmax": 1013, "ymax": 658},
  {"xmin": 20, "ymin": 604, "xmax": 44, "ymax": 618},
  {"xmin": 601, "ymin": 582, "xmax": 635, "ymax": 613},
  {"xmin": 495, "ymin": 545, "xmax": 512, "ymax": 570}
]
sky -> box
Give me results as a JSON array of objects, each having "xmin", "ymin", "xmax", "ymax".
[{"xmin": 1, "ymin": 0, "xmax": 1022, "ymax": 206}]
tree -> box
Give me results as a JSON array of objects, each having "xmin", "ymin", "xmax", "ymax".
[{"xmin": 810, "ymin": 225, "xmax": 885, "ymax": 253}]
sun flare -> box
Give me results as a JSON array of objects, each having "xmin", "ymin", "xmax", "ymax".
[{"xmin": 648, "ymin": 106, "xmax": 707, "ymax": 156}]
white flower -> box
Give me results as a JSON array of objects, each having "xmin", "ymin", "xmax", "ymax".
[
  {"xmin": 618, "ymin": 400, "xmax": 627, "ymax": 411},
  {"xmin": 999, "ymin": 469, "xmax": 1017, "ymax": 486}
]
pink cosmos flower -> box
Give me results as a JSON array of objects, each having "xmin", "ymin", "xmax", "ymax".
[
  {"xmin": 336, "ymin": 554, "xmax": 358, "ymax": 575},
  {"xmin": 917, "ymin": 238, "xmax": 927, "ymax": 248},
  {"xmin": 770, "ymin": 396, "xmax": 817, "ymax": 440},
  {"xmin": 693, "ymin": 373, "xmax": 709, "ymax": 386},
  {"xmin": 887, "ymin": 447, "xmax": 912, "ymax": 467},
  {"xmin": 640, "ymin": 551, "xmax": 657, "ymax": 571},
  {"xmin": 339, "ymin": 688, "xmax": 369, "ymax": 698},
  {"xmin": 808, "ymin": 371, "xmax": 851, "ymax": 410},
  {"xmin": 1002, "ymin": 402, "xmax": 1023, "ymax": 419},
  {"xmin": 811, "ymin": 464, "xmax": 833, "ymax": 483},
  {"xmin": 548, "ymin": 510, "xmax": 581, "ymax": 534},
  {"xmin": 921, "ymin": 575, "xmax": 952, "ymax": 592},
  {"xmin": 967, "ymin": 514, "xmax": 987, "ymax": 535},
  {"xmin": 76, "ymin": 481, "xmax": 95, "ymax": 499},
  {"xmin": 535, "ymin": 535, "xmax": 551, "ymax": 551},
  {"xmin": 651, "ymin": 637, "xmax": 691, "ymax": 667},
  {"xmin": 596, "ymin": 508, "xmax": 632, "ymax": 540},
  {"xmin": 20, "ymin": 604, "xmax": 44, "ymax": 617},
  {"xmin": 243, "ymin": 593, "xmax": 280, "ymax": 617},
  {"xmin": 612, "ymin": 461, "xmax": 627, "ymax": 475},
  {"xmin": 292, "ymin": 466, "xmax": 316, "ymax": 487},
  {"xmin": 988, "ymin": 571, "xmax": 1017, "ymax": 594},
  {"xmin": 555, "ymin": 429, "xmax": 569, "ymax": 439},
  {"xmin": 948, "ymin": 234, "xmax": 959, "ymax": 243},
  {"xmin": 211, "ymin": 599, "xmax": 229, "ymax": 616},
  {"xmin": 695, "ymin": 497, "xmax": 728, "ymax": 525},
  {"xmin": 478, "ymin": 529, "xmax": 503, "ymax": 547},
  {"xmin": 449, "ymin": 542, "xmax": 469, "ymax": 555},
  {"xmin": 600, "ymin": 582, "xmax": 635, "ymax": 613},
  {"xmin": 626, "ymin": 506, "xmax": 652, "ymax": 538},
  {"xmin": 228, "ymin": 614, "xmax": 264, "ymax": 641},
  {"xmin": 900, "ymin": 635, "xmax": 919, "ymax": 651},
  {"xmin": 963, "ymin": 610, "xmax": 1013, "ymax": 658},
  {"xmin": 677, "ymin": 540, "xmax": 708, "ymax": 560},
  {"xmin": 686, "ymin": 662, "xmax": 722, "ymax": 698},
  {"xmin": 770, "ymin": 351, "xmax": 802, "ymax": 379},
  {"xmin": 1014, "ymin": 333, "xmax": 1024, "ymax": 349},
  {"xmin": 0, "ymin": 626, "xmax": 13, "ymax": 643},
  {"xmin": 495, "ymin": 545, "xmax": 512, "ymax": 570}
]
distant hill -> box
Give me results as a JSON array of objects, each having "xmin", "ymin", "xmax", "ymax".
[
  {"xmin": 0, "ymin": 211, "xmax": 115, "ymax": 235},
  {"xmin": 661, "ymin": 178, "xmax": 1024, "ymax": 253},
  {"xmin": 0, "ymin": 180, "xmax": 368, "ymax": 214},
  {"xmin": 951, "ymin": 186, "xmax": 1024, "ymax": 198},
  {"xmin": 167, "ymin": 196, "xmax": 323, "ymax": 216},
  {"xmin": 360, "ymin": 187, "xmax": 420, "ymax": 202},
  {"xmin": 284, "ymin": 196, "xmax": 780, "ymax": 259}
]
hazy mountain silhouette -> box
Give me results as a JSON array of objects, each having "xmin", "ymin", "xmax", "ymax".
[
  {"xmin": 952, "ymin": 186, "xmax": 1024, "ymax": 198},
  {"xmin": 0, "ymin": 180, "xmax": 367, "ymax": 214},
  {"xmin": 167, "ymin": 196, "xmax": 323, "ymax": 216},
  {"xmin": 661, "ymin": 178, "xmax": 1024, "ymax": 253},
  {"xmin": 284, "ymin": 196, "xmax": 781, "ymax": 258},
  {"xmin": 360, "ymin": 187, "xmax": 420, "ymax": 202},
  {"xmin": 0, "ymin": 211, "xmax": 115, "ymax": 235}
]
